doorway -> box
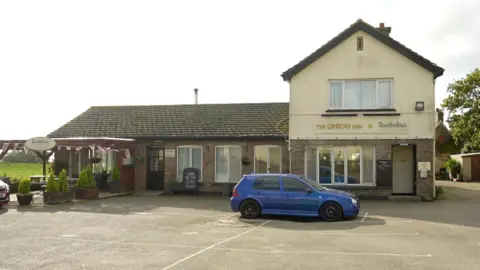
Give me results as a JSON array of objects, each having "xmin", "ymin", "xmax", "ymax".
[
  {"xmin": 147, "ymin": 147, "xmax": 165, "ymax": 191},
  {"xmin": 392, "ymin": 145, "xmax": 415, "ymax": 195}
]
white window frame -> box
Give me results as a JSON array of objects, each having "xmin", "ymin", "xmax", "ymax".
[
  {"xmin": 305, "ymin": 145, "xmax": 376, "ymax": 186},
  {"xmin": 329, "ymin": 79, "xmax": 394, "ymax": 110},
  {"xmin": 254, "ymin": 145, "xmax": 282, "ymax": 173},
  {"xmin": 214, "ymin": 145, "xmax": 242, "ymax": 183},
  {"xmin": 176, "ymin": 145, "xmax": 203, "ymax": 182}
]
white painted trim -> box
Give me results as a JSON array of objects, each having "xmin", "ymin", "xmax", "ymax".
[
  {"xmin": 253, "ymin": 145, "xmax": 282, "ymax": 173},
  {"xmin": 68, "ymin": 150, "xmax": 72, "ymax": 178},
  {"xmin": 176, "ymin": 145, "xmax": 203, "ymax": 182},
  {"xmin": 78, "ymin": 150, "xmax": 82, "ymax": 173},
  {"xmin": 214, "ymin": 145, "xmax": 242, "ymax": 183}
]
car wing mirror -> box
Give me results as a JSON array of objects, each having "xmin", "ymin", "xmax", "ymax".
[{"xmin": 305, "ymin": 188, "xmax": 312, "ymax": 194}]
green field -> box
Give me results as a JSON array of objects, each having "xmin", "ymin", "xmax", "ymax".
[{"xmin": 0, "ymin": 163, "xmax": 45, "ymax": 180}]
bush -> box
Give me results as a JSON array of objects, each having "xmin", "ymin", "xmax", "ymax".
[
  {"xmin": 76, "ymin": 168, "xmax": 96, "ymax": 189},
  {"xmin": 111, "ymin": 167, "xmax": 120, "ymax": 181},
  {"xmin": 444, "ymin": 159, "xmax": 460, "ymax": 172},
  {"xmin": 435, "ymin": 186, "xmax": 445, "ymax": 199},
  {"xmin": 58, "ymin": 169, "xmax": 68, "ymax": 192},
  {"xmin": 45, "ymin": 169, "xmax": 59, "ymax": 192},
  {"xmin": 18, "ymin": 178, "xmax": 31, "ymax": 194}
]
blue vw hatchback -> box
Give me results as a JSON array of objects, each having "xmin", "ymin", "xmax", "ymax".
[{"xmin": 230, "ymin": 173, "xmax": 360, "ymax": 222}]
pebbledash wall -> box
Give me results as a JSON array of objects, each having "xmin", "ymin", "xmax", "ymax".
[{"xmin": 286, "ymin": 29, "xmax": 437, "ymax": 199}]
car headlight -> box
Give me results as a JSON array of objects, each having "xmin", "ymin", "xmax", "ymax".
[{"xmin": 351, "ymin": 198, "xmax": 358, "ymax": 204}]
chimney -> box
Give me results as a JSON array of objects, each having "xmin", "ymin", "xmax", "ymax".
[
  {"xmin": 376, "ymin": 22, "xmax": 391, "ymax": 36},
  {"xmin": 194, "ymin": 88, "xmax": 198, "ymax": 104},
  {"xmin": 436, "ymin": 108, "xmax": 444, "ymax": 123}
]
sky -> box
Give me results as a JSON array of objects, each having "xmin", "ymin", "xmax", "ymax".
[{"xmin": 0, "ymin": 0, "xmax": 478, "ymax": 140}]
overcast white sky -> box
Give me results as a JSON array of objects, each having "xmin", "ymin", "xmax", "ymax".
[{"xmin": 0, "ymin": 0, "xmax": 478, "ymax": 140}]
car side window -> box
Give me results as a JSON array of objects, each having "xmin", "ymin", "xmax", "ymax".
[
  {"xmin": 252, "ymin": 176, "xmax": 280, "ymax": 191},
  {"xmin": 282, "ymin": 177, "xmax": 309, "ymax": 192}
]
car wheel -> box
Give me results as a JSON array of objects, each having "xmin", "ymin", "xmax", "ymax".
[
  {"xmin": 239, "ymin": 200, "xmax": 261, "ymax": 219},
  {"xmin": 319, "ymin": 201, "xmax": 343, "ymax": 222}
]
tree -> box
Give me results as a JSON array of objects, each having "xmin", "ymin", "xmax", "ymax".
[
  {"xmin": 1, "ymin": 150, "xmax": 42, "ymax": 163},
  {"xmin": 441, "ymin": 68, "xmax": 480, "ymax": 153}
]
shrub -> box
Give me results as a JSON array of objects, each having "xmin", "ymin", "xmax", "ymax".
[
  {"xmin": 444, "ymin": 159, "xmax": 460, "ymax": 172},
  {"xmin": 76, "ymin": 168, "xmax": 97, "ymax": 189},
  {"xmin": 58, "ymin": 169, "xmax": 68, "ymax": 192},
  {"xmin": 111, "ymin": 167, "xmax": 120, "ymax": 181},
  {"xmin": 18, "ymin": 178, "xmax": 31, "ymax": 194},
  {"xmin": 45, "ymin": 168, "xmax": 59, "ymax": 192},
  {"xmin": 435, "ymin": 186, "xmax": 445, "ymax": 199}
]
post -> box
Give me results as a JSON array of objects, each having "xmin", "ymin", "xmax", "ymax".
[{"xmin": 42, "ymin": 150, "xmax": 47, "ymax": 179}]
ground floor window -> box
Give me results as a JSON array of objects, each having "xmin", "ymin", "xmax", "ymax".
[
  {"xmin": 215, "ymin": 146, "xmax": 242, "ymax": 183},
  {"xmin": 305, "ymin": 145, "xmax": 375, "ymax": 185},
  {"xmin": 254, "ymin": 145, "xmax": 282, "ymax": 173},
  {"xmin": 177, "ymin": 146, "xmax": 203, "ymax": 182}
]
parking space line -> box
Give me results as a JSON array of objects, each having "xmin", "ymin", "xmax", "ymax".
[
  {"xmin": 361, "ymin": 212, "xmax": 368, "ymax": 222},
  {"xmin": 161, "ymin": 220, "xmax": 271, "ymax": 270},
  {"xmin": 209, "ymin": 247, "xmax": 432, "ymax": 258}
]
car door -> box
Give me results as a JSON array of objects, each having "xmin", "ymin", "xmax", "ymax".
[
  {"xmin": 281, "ymin": 176, "xmax": 319, "ymax": 213},
  {"xmin": 251, "ymin": 175, "xmax": 283, "ymax": 211}
]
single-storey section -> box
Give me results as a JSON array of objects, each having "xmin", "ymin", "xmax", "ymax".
[
  {"xmin": 450, "ymin": 153, "xmax": 480, "ymax": 182},
  {"xmin": 48, "ymin": 102, "xmax": 289, "ymax": 194}
]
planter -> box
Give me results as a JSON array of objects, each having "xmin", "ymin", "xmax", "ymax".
[
  {"xmin": 75, "ymin": 187, "xmax": 99, "ymax": 199},
  {"xmin": 16, "ymin": 193, "xmax": 33, "ymax": 206},
  {"xmin": 122, "ymin": 158, "xmax": 134, "ymax": 167},
  {"xmin": 43, "ymin": 191, "xmax": 74, "ymax": 204},
  {"xmin": 90, "ymin": 157, "xmax": 102, "ymax": 164},
  {"xmin": 108, "ymin": 180, "xmax": 122, "ymax": 193},
  {"xmin": 8, "ymin": 183, "xmax": 18, "ymax": 193}
]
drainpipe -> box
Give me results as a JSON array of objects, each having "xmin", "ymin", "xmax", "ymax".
[{"xmin": 194, "ymin": 88, "xmax": 198, "ymax": 105}]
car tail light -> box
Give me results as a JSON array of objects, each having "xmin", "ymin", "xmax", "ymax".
[{"xmin": 232, "ymin": 188, "xmax": 239, "ymax": 197}]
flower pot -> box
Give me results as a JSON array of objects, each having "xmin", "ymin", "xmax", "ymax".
[
  {"xmin": 16, "ymin": 193, "xmax": 33, "ymax": 206},
  {"xmin": 75, "ymin": 187, "xmax": 99, "ymax": 199},
  {"xmin": 108, "ymin": 180, "xmax": 122, "ymax": 193},
  {"xmin": 8, "ymin": 183, "xmax": 18, "ymax": 194},
  {"xmin": 43, "ymin": 191, "xmax": 74, "ymax": 204}
]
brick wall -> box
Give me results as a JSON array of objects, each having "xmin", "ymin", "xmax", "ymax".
[
  {"xmin": 133, "ymin": 139, "xmax": 288, "ymax": 194},
  {"xmin": 290, "ymin": 139, "xmax": 434, "ymax": 199}
]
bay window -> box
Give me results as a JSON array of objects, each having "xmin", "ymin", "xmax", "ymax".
[
  {"xmin": 254, "ymin": 145, "xmax": 282, "ymax": 173},
  {"xmin": 329, "ymin": 79, "xmax": 393, "ymax": 109},
  {"xmin": 177, "ymin": 146, "xmax": 203, "ymax": 182},
  {"xmin": 215, "ymin": 146, "xmax": 242, "ymax": 183},
  {"xmin": 306, "ymin": 145, "xmax": 375, "ymax": 185}
]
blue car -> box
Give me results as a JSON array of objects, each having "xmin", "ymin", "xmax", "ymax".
[{"xmin": 230, "ymin": 173, "xmax": 359, "ymax": 222}]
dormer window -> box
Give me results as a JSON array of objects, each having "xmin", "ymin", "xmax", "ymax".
[{"xmin": 357, "ymin": 36, "xmax": 364, "ymax": 51}]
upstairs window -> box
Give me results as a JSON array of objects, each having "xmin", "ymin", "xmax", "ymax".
[
  {"xmin": 329, "ymin": 79, "xmax": 393, "ymax": 110},
  {"xmin": 356, "ymin": 36, "xmax": 364, "ymax": 51}
]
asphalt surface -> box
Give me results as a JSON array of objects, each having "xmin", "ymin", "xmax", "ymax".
[{"xmin": 1, "ymin": 190, "xmax": 480, "ymax": 270}]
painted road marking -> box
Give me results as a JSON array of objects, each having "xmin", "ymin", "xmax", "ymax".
[
  {"xmin": 361, "ymin": 212, "xmax": 368, "ymax": 222},
  {"xmin": 161, "ymin": 220, "xmax": 272, "ymax": 270}
]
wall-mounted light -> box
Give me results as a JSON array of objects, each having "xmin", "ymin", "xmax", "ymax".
[{"xmin": 415, "ymin": 101, "xmax": 425, "ymax": 111}]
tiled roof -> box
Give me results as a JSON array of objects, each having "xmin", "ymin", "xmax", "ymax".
[
  {"xmin": 47, "ymin": 102, "xmax": 289, "ymax": 139},
  {"xmin": 281, "ymin": 19, "xmax": 445, "ymax": 81}
]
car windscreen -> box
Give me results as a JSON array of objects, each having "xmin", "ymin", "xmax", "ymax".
[{"xmin": 298, "ymin": 175, "xmax": 326, "ymax": 190}]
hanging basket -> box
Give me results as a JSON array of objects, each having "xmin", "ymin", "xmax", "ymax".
[
  {"xmin": 241, "ymin": 156, "xmax": 251, "ymax": 166},
  {"xmin": 90, "ymin": 157, "xmax": 102, "ymax": 164}
]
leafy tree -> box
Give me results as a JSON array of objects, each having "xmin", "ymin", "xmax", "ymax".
[
  {"xmin": 442, "ymin": 68, "xmax": 480, "ymax": 153},
  {"xmin": 2, "ymin": 150, "xmax": 42, "ymax": 163}
]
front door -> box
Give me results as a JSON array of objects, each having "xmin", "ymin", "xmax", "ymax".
[
  {"xmin": 392, "ymin": 145, "xmax": 415, "ymax": 194},
  {"xmin": 281, "ymin": 176, "xmax": 318, "ymax": 213},
  {"xmin": 147, "ymin": 147, "xmax": 165, "ymax": 191},
  {"xmin": 252, "ymin": 175, "xmax": 283, "ymax": 211}
]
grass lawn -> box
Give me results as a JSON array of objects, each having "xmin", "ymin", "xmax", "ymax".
[{"xmin": 0, "ymin": 162, "xmax": 46, "ymax": 180}]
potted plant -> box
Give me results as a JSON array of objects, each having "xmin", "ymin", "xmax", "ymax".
[
  {"xmin": 43, "ymin": 169, "xmax": 60, "ymax": 204},
  {"xmin": 58, "ymin": 169, "xmax": 73, "ymax": 202},
  {"xmin": 8, "ymin": 178, "xmax": 19, "ymax": 193},
  {"xmin": 241, "ymin": 155, "xmax": 251, "ymax": 166},
  {"xmin": 16, "ymin": 178, "xmax": 33, "ymax": 206},
  {"xmin": 108, "ymin": 167, "xmax": 122, "ymax": 193},
  {"xmin": 75, "ymin": 167, "xmax": 99, "ymax": 199},
  {"xmin": 444, "ymin": 159, "xmax": 461, "ymax": 180}
]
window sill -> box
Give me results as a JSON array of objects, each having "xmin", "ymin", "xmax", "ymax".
[
  {"xmin": 321, "ymin": 113, "xmax": 358, "ymax": 117},
  {"xmin": 213, "ymin": 182, "xmax": 238, "ymax": 185},
  {"xmin": 326, "ymin": 108, "xmax": 396, "ymax": 113},
  {"xmin": 321, "ymin": 184, "xmax": 377, "ymax": 189},
  {"xmin": 363, "ymin": 113, "xmax": 401, "ymax": 116}
]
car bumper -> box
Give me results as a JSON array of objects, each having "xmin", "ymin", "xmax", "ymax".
[
  {"xmin": 343, "ymin": 200, "xmax": 360, "ymax": 218},
  {"xmin": 0, "ymin": 193, "xmax": 10, "ymax": 205},
  {"xmin": 230, "ymin": 197, "xmax": 242, "ymax": 212}
]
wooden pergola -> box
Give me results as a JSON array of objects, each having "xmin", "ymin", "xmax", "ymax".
[{"xmin": 0, "ymin": 137, "xmax": 136, "ymax": 177}]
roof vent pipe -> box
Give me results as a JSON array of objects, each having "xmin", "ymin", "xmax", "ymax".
[{"xmin": 194, "ymin": 88, "xmax": 198, "ymax": 104}]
